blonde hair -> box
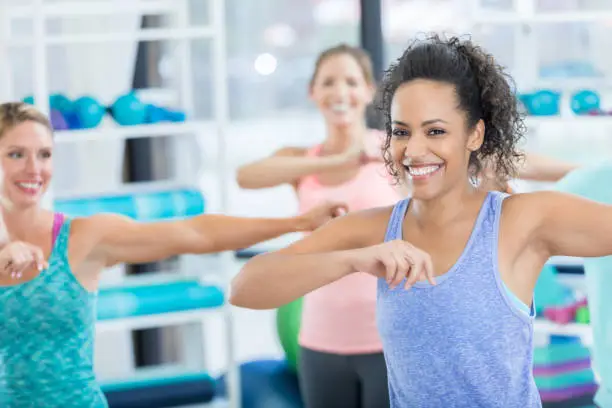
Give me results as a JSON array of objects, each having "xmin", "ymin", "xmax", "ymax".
[
  {"xmin": 0, "ymin": 102, "xmax": 52, "ymax": 139},
  {"xmin": 310, "ymin": 44, "xmax": 376, "ymax": 88}
]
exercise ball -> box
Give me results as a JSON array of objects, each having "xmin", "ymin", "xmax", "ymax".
[
  {"xmin": 571, "ymin": 90, "xmax": 600, "ymax": 115},
  {"xmin": 216, "ymin": 359, "xmax": 303, "ymax": 408},
  {"xmin": 63, "ymin": 111, "xmax": 83, "ymax": 130},
  {"xmin": 49, "ymin": 93, "xmax": 74, "ymax": 114},
  {"xmin": 526, "ymin": 90, "xmax": 561, "ymax": 116},
  {"xmin": 276, "ymin": 298, "xmax": 303, "ymax": 371},
  {"xmin": 23, "ymin": 94, "xmax": 74, "ymax": 115},
  {"xmin": 111, "ymin": 93, "xmax": 147, "ymax": 126},
  {"xmin": 49, "ymin": 109, "xmax": 68, "ymax": 131},
  {"xmin": 73, "ymin": 96, "xmax": 105, "ymax": 129},
  {"xmin": 553, "ymin": 163, "xmax": 612, "ymax": 408},
  {"xmin": 575, "ymin": 306, "xmax": 590, "ymax": 324}
]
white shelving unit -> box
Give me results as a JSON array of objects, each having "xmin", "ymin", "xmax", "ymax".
[
  {"xmin": 0, "ymin": 0, "xmax": 238, "ymax": 407},
  {"xmin": 469, "ymin": 0, "xmax": 612, "ymax": 93},
  {"xmin": 534, "ymin": 320, "xmax": 593, "ymax": 346}
]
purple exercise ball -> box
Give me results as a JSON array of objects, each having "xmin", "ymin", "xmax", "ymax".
[{"xmin": 50, "ymin": 109, "xmax": 69, "ymax": 131}]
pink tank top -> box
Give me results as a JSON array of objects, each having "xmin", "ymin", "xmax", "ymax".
[
  {"xmin": 296, "ymin": 131, "xmax": 401, "ymax": 354},
  {"xmin": 52, "ymin": 213, "xmax": 64, "ymax": 245}
]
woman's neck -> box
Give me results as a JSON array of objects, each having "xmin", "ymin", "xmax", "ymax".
[
  {"xmin": 409, "ymin": 182, "xmax": 484, "ymax": 229},
  {"xmin": 2, "ymin": 206, "xmax": 51, "ymax": 241},
  {"xmin": 321, "ymin": 120, "xmax": 368, "ymax": 155}
]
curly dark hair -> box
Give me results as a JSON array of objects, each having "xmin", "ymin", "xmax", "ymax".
[{"xmin": 378, "ymin": 34, "xmax": 526, "ymax": 184}]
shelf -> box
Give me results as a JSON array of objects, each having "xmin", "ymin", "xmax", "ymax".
[
  {"xmin": 548, "ymin": 256, "xmax": 584, "ymax": 267},
  {"xmin": 7, "ymin": 0, "xmax": 179, "ymax": 19},
  {"xmin": 96, "ymin": 308, "xmax": 223, "ymax": 334},
  {"xmin": 8, "ymin": 27, "xmax": 215, "ymax": 46},
  {"xmin": 534, "ymin": 319, "xmax": 593, "ymax": 346},
  {"xmin": 519, "ymin": 78, "xmax": 612, "ymax": 92},
  {"xmin": 525, "ymin": 115, "xmax": 612, "ymax": 126},
  {"xmin": 54, "ymin": 121, "xmax": 211, "ymax": 143},
  {"xmin": 473, "ymin": 10, "xmax": 612, "ymax": 25}
]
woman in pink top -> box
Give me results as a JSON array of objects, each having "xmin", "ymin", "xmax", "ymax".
[
  {"xmin": 237, "ymin": 45, "xmax": 578, "ymax": 408},
  {"xmin": 238, "ymin": 45, "xmax": 395, "ymax": 408}
]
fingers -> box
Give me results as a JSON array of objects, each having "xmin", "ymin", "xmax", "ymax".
[
  {"xmin": 423, "ymin": 254, "xmax": 436, "ymax": 286},
  {"xmin": 404, "ymin": 257, "xmax": 425, "ymax": 290},
  {"xmin": 380, "ymin": 240, "xmax": 434, "ymax": 290},
  {"xmin": 384, "ymin": 255, "xmax": 399, "ymax": 288},
  {"xmin": 389, "ymin": 251, "xmax": 410, "ymax": 289},
  {"xmin": 1, "ymin": 242, "xmax": 47, "ymax": 279},
  {"xmin": 6, "ymin": 255, "xmax": 29, "ymax": 279},
  {"xmin": 319, "ymin": 201, "xmax": 348, "ymax": 218},
  {"xmin": 31, "ymin": 246, "xmax": 47, "ymax": 271},
  {"xmin": 403, "ymin": 256, "xmax": 421, "ymax": 290},
  {"xmin": 332, "ymin": 202, "xmax": 349, "ymax": 217}
]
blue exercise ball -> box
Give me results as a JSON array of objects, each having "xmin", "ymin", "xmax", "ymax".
[
  {"xmin": 111, "ymin": 93, "xmax": 147, "ymax": 126},
  {"xmin": 571, "ymin": 89, "xmax": 601, "ymax": 115},
  {"xmin": 216, "ymin": 359, "xmax": 303, "ymax": 408},
  {"xmin": 50, "ymin": 109, "xmax": 69, "ymax": 131},
  {"xmin": 49, "ymin": 93, "xmax": 74, "ymax": 114},
  {"xmin": 23, "ymin": 94, "xmax": 74, "ymax": 115},
  {"xmin": 73, "ymin": 96, "xmax": 105, "ymax": 129},
  {"xmin": 526, "ymin": 90, "xmax": 561, "ymax": 116},
  {"xmin": 63, "ymin": 111, "xmax": 83, "ymax": 130}
]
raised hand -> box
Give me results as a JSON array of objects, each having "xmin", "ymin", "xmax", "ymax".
[
  {"xmin": 0, "ymin": 241, "xmax": 47, "ymax": 280},
  {"xmin": 349, "ymin": 239, "xmax": 435, "ymax": 289},
  {"xmin": 299, "ymin": 201, "xmax": 349, "ymax": 231}
]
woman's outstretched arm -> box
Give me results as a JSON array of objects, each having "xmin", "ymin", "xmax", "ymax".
[
  {"xmin": 512, "ymin": 191, "xmax": 612, "ymax": 260},
  {"xmin": 79, "ymin": 201, "xmax": 347, "ymax": 267},
  {"xmin": 517, "ymin": 152, "xmax": 579, "ymax": 182}
]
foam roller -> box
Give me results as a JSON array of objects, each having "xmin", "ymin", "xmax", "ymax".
[
  {"xmin": 54, "ymin": 189, "xmax": 205, "ymax": 221},
  {"xmin": 102, "ymin": 370, "xmax": 216, "ymax": 408},
  {"xmin": 97, "ymin": 280, "xmax": 225, "ymax": 320}
]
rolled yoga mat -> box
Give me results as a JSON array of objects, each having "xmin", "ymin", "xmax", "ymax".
[
  {"xmin": 54, "ymin": 188, "xmax": 205, "ymax": 221},
  {"xmin": 97, "ymin": 279, "xmax": 224, "ymax": 321},
  {"xmin": 102, "ymin": 368, "xmax": 216, "ymax": 408}
]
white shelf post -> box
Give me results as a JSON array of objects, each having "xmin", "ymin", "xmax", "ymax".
[
  {"xmin": 210, "ymin": 0, "xmax": 240, "ymax": 406},
  {"xmin": 32, "ymin": 0, "xmax": 55, "ymax": 210}
]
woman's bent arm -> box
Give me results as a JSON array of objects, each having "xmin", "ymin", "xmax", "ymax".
[
  {"xmin": 236, "ymin": 146, "xmax": 359, "ymax": 189},
  {"xmin": 229, "ymin": 209, "xmax": 388, "ymax": 309},
  {"xmin": 230, "ymin": 250, "xmax": 356, "ymax": 309}
]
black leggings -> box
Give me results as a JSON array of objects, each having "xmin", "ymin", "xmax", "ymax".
[{"xmin": 298, "ymin": 346, "xmax": 390, "ymax": 408}]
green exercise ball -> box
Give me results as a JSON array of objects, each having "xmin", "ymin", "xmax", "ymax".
[
  {"xmin": 275, "ymin": 298, "xmax": 303, "ymax": 372},
  {"xmin": 576, "ymin": 306, "xmax": 590, "ymax": 324}
]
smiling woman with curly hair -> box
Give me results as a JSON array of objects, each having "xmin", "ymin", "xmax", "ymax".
[
  {"xmin": 230, "ymin": 34, "xmax": 608, "ymax": 408},
  {"xmin": 379, "ymin": 35, "xmax": 526, "ymax": 186}
]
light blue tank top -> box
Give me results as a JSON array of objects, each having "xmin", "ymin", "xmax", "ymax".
[
  {"xmin": 0, "ymin": 215, "xmax": 107, "ymax": 407},
  {"xmin": 378, "ymin": 192, "xmax": 541, "ymax": 408}
]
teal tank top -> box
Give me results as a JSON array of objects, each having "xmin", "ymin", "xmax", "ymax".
[{"xmin": 0, "ymin": 214, "xmax": 107, "ymax": 407}]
